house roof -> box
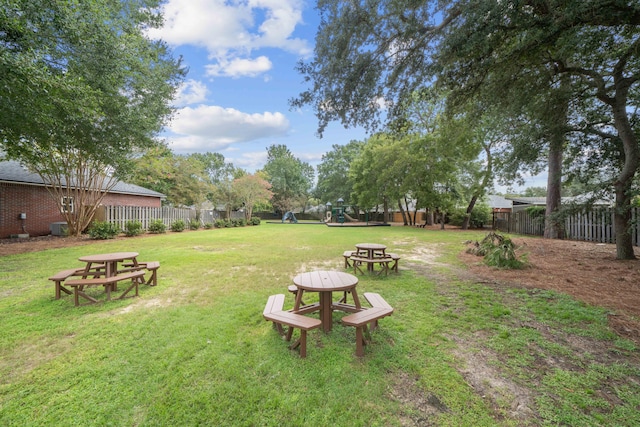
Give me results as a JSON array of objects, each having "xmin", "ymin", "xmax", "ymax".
[
  {"xmin": 486, "ymin": 195, "xmax": 513, "ymax": 209},
  {"xmin": 0, "ymin": 160, "xmax": 165, "ymax": 199},
  {"xmin": 506, "ymin": 196, "xmax": 547, "ymax": 206}
]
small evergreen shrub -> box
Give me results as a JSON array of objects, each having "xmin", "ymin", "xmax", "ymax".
[
  {"xmin": 123, "ymin": 220, "xmax": 143, "ymax": 237},
  {"xmin": 188, "ymin": 220, "xmax": 200, "ymax": 230},
  {"xmin": 88, "ymin": 221, "xmax": 120, "ymax": 240},
  {"xmin": 214, "ymin": 219, "xmax": 226, "ymax": 228},
  {"xmin": 148, "ymin": 219, "xmax": 167, "ymax": 234},
  {"xmin": 250, "ymin": 217, "xmax": 261, "ymax": 226},
  {"xmin": 203, "ymin": 222, "xmax": 213, "ymax": 229},
  {"xmin": 170, "ymin": 219, "xmax": 186, "ymax": 232}
]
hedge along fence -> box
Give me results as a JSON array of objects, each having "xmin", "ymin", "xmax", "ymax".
[
  {"xmin": 496, "ymin": 207, "xmax": 640, "ymax": 246},
  {"xmin": 96, "ymin": 206, "xmax": 229, "ymax": 230}
]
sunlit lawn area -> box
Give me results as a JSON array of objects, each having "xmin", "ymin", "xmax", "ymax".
[{"xmin": 1, "ymin": 224, "xmax": 638, "ymax": 426}]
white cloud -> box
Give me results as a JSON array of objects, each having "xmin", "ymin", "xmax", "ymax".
[
  {"xmin": 205, "ymin": 56, "xmax": 273, "ymax": 78},
  {"xmin": 173, "ymin": 79, "xmax": 209, "ymax": 106},
  {"xmin": 167, "ymin": 105, "xmax": 290, "ymax": 152},
  {"xmin": 149, "ymin": 0, "xmax": 310, "ymax": 77},
  {"xmin": 228, "ymin": 150, "xmax": 269, "ymax": 172}
]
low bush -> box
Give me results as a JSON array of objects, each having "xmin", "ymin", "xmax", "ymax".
[
  {"xmin": 450, "ymin": 204, "xmax": 491, "ymax": 228},
  {"xmin": 466, "ymin": 231, "xmax": 527, "ymax": 269},
  {"xmin": 123, "ymin": 220, "xmax": 143, "ymax": 237},
  {"xmin": 189, "ymin": 220, "xmax": 200, "ymax": 230},
  {"xmin": 171, "ymin": 219, "xmax": 186, "ymax": 232},
  {"xmin": 87, "ymin": 221, "xmax": 120, "ymax": 240},
  {"xmin": 203, "ymin": 222, "xmax": 213, "ymax": 229},
  {"xmin": 148, "ymin": 219, "xmax": 167, "ymax": 234},
  {"xmin": 231, "ymin": 218, "xmax": 246, "ymax": 227},
  {"xmin": 250, "ymin": 217, "xmax": 261, "ymax": 226}
]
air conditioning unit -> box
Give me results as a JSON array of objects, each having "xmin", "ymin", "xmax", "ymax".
[{"xmin": 50, "ymin": 222, "xmax": 68, "ymax": 236}]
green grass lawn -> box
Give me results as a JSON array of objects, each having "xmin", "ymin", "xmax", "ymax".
[{"xmin": 0, "ymin": 224, "xmax": 638, "ymax": 426}]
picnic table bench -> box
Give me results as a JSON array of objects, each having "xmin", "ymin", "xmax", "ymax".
[
  {"xmin": 263, "ymin": 294, "xmax": 321, "ymax": 358},
  {"xmin": 342, "ymin": 293, "xmax": 394, "ymax": 357},
  {"xmin": 385, "ymin": 253, "xmax": 401, "ymax": 273},
  {"xmin": 350, "ymin": 255, "xmax": 391, "ymax": 276},
  {"xmin": 64, "ymin": 271, "xmax": 145, "ymax": 306},
  {"xmin": 48, "ymin": 266, "xmax": 106, "ymax": 299},
  {"xmin": 120, "ymin": 260, "xmax": 161, "ymax": 286},
  {"xmin": 342, "ymin": 250, "xmax": 357, "ymax": 267}
]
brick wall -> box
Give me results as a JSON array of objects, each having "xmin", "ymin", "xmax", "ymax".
[{"xmin": 0, "ymin": 183, "xmax": 161, "ymax": 238}]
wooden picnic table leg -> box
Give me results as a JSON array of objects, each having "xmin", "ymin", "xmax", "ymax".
[
  {"xmin": 287, "ymin": 289, "xmax": 306, "ymax": 341},
  {"xmin": 293, "ymin": 287, "xmax": 304, "ymax": 311},
  {"xmin": 350, "ymin": 288, "xmax": 362, "ymax": 310},
  {"xmin": 320, "ymin": 291, "xmax": 333, "ymax": 332},
  {"xmin": 355, "ymin": 326, "xmax": 366, "ymax": 357}
]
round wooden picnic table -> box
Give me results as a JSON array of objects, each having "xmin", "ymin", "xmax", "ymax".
[
  {"xmin": 78, "ymin": 252, "xmax": 140, "ymax": 278},
  {"xmin": 292, "ymin": 270, "xmax": 360, "ymax": 333},
  {"xmin": 355, "ymin": 243, "xmax": 387, "ymax": 271}
]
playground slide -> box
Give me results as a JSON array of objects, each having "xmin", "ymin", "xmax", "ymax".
[
  {"xmin": 343, "ymin": 212, "xmax": 359, "ymax": 222},
  {"xmin": 282, "ymin": 212, "xmax": 298, "ymax": 223}
]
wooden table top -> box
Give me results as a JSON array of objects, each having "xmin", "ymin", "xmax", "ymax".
[
  {"xmin": 78, "ymin": 252, "xmax": 139, "ymax": 263},
  {"xmin": 355, "ymin": 243, "xmax": 387, "ymax": 251},
  {"xmin": 292, "ymin": 270, "xmax": 358, "ymax": 292}
]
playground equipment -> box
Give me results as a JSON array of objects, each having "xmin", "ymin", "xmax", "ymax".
[
  {"xmin": 282, "ymin": 211, "xmax": 298, "ymax": 223},
  {"xmin": 330, "ymin": 205, "xmax": 359, "ymax": 224}
]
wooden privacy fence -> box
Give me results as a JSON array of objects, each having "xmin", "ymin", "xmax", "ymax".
[
  {"xmin": 99, "ymin": 206, "xmax": 220, "ymax": 230},
  {"xmin": 494, "ymin": 208, "xmax": 640, "ymax": 246}
]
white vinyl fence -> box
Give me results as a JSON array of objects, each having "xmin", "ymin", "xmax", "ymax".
[{"xmin": 100, "ymin": 206, "xmax": 220, "ymax": 230}]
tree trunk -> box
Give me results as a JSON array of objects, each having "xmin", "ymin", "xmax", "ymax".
[
  {"xmin": 462, "ymin": 140, "xmax": 493, "ymax": 230},
  {"xmin": 544, "ymin": 75, "xmax": 569, "ymax": 239},
  {"xmin": 404, "ymin": 196, "xmax": 414, "ymax": 225},
  {"xmin": 461, "ymin": 195, "xmax": 477, "ymax": 230},
  {"xmin": 383, "ymin": 197, "xmax": 389, "ymax": 224},
  {"xmin": 398, "ymin": 200, "xmax": 408, "ymax": 225},
  {"xmin": 614, "ymin": 181, "xmax": 635, "ymax": 259},
  {"xmin": 610, "ymin": 84, "xmax": 638, "ymax": 259},
  {"xmin": 544, "ymin": 141, "xmax": 564, "ymax": 239}
]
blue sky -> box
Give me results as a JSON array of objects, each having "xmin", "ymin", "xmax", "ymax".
[
  {"xmin": 148, "ymin": 0, "xmax": 545, "ymax": 192},
  {"xmin": 147, "ymin": 0, "xmax": 367, "ymax": 173}
]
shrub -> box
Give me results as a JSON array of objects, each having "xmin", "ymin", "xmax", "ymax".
[
  {"xmin": 123, "ymin": 220, "xmax": 143, "ymax": 237},
  {"xmin": 87, "ymin": 221, "xmax": 120, "ymax": 240},
  {"xmin": 214, "ymin": 219, "xmax": 226, "ymax": 228},
  {"xmin": 450, "ymin": 204, "xmax": 491, "ymax": 228},
  {"xmin": 189, "ymin": 220, "xmax": 200, "ymax": 230},
  {"xmin": 148, "ymin": 219, "xmax": 167, "ymax": 234},
  {"xmin": 203, "ymin": 222, "xmax": 213, "ymax": 229},
  {"xmin": 170, "ymin": 219, "xmax": 186, "ymax": 232},
  {"xmin": 466, "ymin": 232, "xmax": 528, "ymax": 269},
  {"xmin": 250, "ymin": 217, "xmax": 261, "ymax": 226}
]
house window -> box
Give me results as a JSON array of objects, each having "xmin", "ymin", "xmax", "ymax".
[{"xmin": 61, "ymin": 197, "xmax": 74, "ymax": 213}]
